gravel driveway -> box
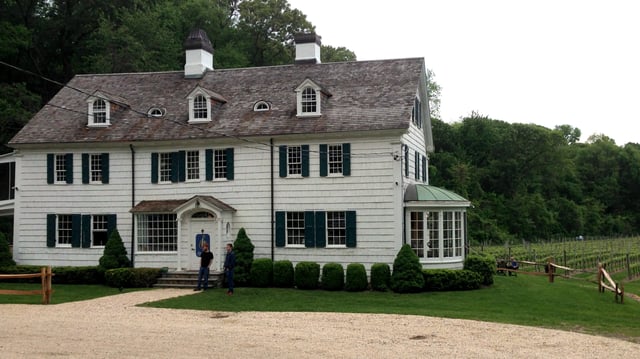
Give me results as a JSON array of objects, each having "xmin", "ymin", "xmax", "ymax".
[{"xmin": 1, "ymin": 289, "xmax": 639, "ymax": 358}]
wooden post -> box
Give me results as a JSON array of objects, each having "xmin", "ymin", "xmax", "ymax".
[
  {"xmin": 627, "ymin": 253, "xmax": 632, "ymax": 280},
  {"xmin": 40, "ymin": 266, "xmax": 47, "ymax": 304},
  {"xmin": 548, "ymin": 257, "xmax": 554, "ymax": 283},
  {"xmin": 45, "ymin": 266, "xmax": 52, "ymax": 304},
  {"xmin": 597, "ymin": 263, "xmax": 602, "ymax": 293}
]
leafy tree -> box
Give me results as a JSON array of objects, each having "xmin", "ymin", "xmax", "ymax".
[
  {"xmin": 232, "ymin": 227, "xmax": 254, "ymax": 286},
  {"xmin": 98, "ymin": 229, "xmax": 131, "ymax": 270},
  {"xmin": 426, "ymin": 69, "xmax": 441, "ymax": 119},
  {"xmin": 0, "ymin": 83, "xmax": 41, "ymax": 153},
  {"xmin": 321, "ymin": 45, "xmax": 356, "ymax": 63},
  {"xmin": 390, "ymin": 244, "xmax": 424, "ymax": 293},
  {"xmin": 0, "ymin": 231, "xmax": 15, "ymax": 267}
]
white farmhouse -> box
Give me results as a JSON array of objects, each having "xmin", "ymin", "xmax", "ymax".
[{"xmin": 7, "ymin": 30, "xmax": 470, "ymax": 272}]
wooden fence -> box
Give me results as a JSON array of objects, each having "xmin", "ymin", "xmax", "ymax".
[
  {"xmin": 0, "ymin": 266, "xmax": 54, "ymax": 304},
  {"xmin": 598, "ymin": 263, "xmax": 624, "ymax": 304}
]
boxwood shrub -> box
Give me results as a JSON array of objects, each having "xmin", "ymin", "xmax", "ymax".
[
  {"xmin": 464, "ymin": 254, "xmax": 496, "ymax": 285},
  {"xmin": 294, "ymin": 261, "xmax": 320, "ymax": 290},
  {"xmin": 423, "ymin": 269, "xmax": 482, "ymax": 291},
  {"xmin": 250, "ymin": 258, "xmax": 273, "ymax": 287},
  {"xmin": 321, "ymin": 263, "xmax": 344, "ymax": 291},
  {"xmin": 370, "ymin": 263, "xmax": 390, "ymax": 291},
  {"xmin": 273, "ymin": 260, "xmax": 294, "ymax": 288},
  {"xmin": 105, "ymin": 267, "xmax": 161, "ymax": 288},
  {"xmin": 344, "ymin": 263, "xmax": 368, "ymax": 292},
  {"xmin": 52, "ymin": 266, "xmax": 103, "ymax": 284}
]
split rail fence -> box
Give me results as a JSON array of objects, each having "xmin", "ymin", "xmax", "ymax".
[
  {"xmin": 0, "ymin": 266, "xmax": 54, "ymax": 304},
  {"xmin": 598, "ymin": 263, "xmax": 624, "ymax": 303}
]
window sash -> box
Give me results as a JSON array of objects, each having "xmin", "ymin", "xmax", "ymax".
[
  {"xmin": 92, "ymin": 215, "xmax": 108, "ymax": 246},
  {"xmin": 159, "ymin": 153, "xmax": 172, "ymax": 182},
  {"xmin": 186, "ymin": 150, "xmax": 199, "ymax": 180},
  {"xmin": 55, "ymin": 155, "xmax": 66, "ymax": 183},
  {"xmin": 214, "ymin": 149, "xmax": 227, "ymax": 179},
  {"xmin": 93, "ymin": 100, "xmax": 107, "ymax": 123},
  {"xmin": 57, "ymin": 215, "xmax": 72, "ymax": 246},
  {"xmin": 301, "ymin": 88, "xmax": 317, "ymax": 113},
  {"xmin": 410, "ymin": 212, "xmax": 424, "ymax": 258},
  {"xmin": 193, "ymin": 95, "xmax": 208, "ymax": 119},
  {"xmin": 137, "ymin": 214, "xmax": 177, "ymax": 252},
  {"xmin": 327, "ymin": 211, "xmax": 346, "ymax": 246},
  {"xmin": 90, "ymin": 154, "xmax": 102, "ymax": 183},
  {"xmin": 288, "ymin": 146, "xmax": 302, "ymax": 175},
  {"xmin": 286, "ymin": 212, "xmax": 305, "ymax": 246},
  {"xmin": 328, "ymin": 145, "xmax": 343, "ymax": 174}
]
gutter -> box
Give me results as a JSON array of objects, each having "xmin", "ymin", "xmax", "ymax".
[{"xmin": 270, "ymin": 138, "xmax": 274, "ymax": 261}]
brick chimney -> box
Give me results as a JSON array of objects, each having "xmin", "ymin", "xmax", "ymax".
[
  {"xmin": 294, "ymin": 33, "xmax": 322, "ymax": 65},
  {"xmin": 184, "ymin": 29, "xmax": 213, "ymax": 78}
]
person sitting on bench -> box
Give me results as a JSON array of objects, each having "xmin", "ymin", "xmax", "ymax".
[{"xmin": 506, "ymin": 257, "xmax": 519, "ymax": 276}]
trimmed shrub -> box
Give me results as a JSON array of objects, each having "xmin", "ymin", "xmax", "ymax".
[
  {"xmin": 233, "ymin": 228, "xmax": 255, "ymax": 286},
  {"xmin": 0, "ymin": 232, "xmax": 15, "ymax": 267},
  {"xmin": 464, "ymin": 254, "xmax": 496, "ymax": 285},
  {"xmin": 344, "ymin": 263, "xmax": 368, "ymax": 292},
  {"xmin": 370, "ymin": 263, "xmax": 391, "ymax": 291},
  {"xmin": 423, "ymin": 269, "xmax": 482, "ymax": 291},
  {"xmin": 99, "ymin": 229, "xmax": 131, "ymax": 271},
  {"xmin": 104, "ymin": 267, "xmax": 161, "ymax": 288},
  {"xmin": 321, "ymin": 262, "xmax": 344, "ymax": 291},
  {"xmin": 250, "ymin": 258, "xmax": 273, "ymax": 287},
  {"xmin": 294, "ymin": 261, "xmax": 320, "ymax": 290},
  {"xmin": 52, "ymin": 266, "xmax": 102, "ymax": 284},
  {"xmin": 273, "ymin": 260, "xmax": 294, "ymax": 288},
  {"xmin": 390, "ymin": 244, "xmax": 425, "ymax": 293}
]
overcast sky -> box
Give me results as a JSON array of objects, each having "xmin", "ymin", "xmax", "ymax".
[{"xmin": 288, "ymin": 0, "xmax": 639, "ymax": 145}]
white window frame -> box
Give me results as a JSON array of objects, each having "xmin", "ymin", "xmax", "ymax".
[
  {"xmin": 55, "ymin": 154, "xmax": 68, "ymax": 184},
  {"xmin": 214, "ymin": 149, "xmax": 227, "ymax": 179},
  {"xmin": 409, "ymin": 210, "xmax": 464, "ymax": 260},
  {"xmin": 159, "ymin": 153, "xmax": 172, "ymax": 183},
  {"xmin": 56, "ymin": 214, "xmax": 73, "ymax": 247},
  {"xmin": 287, "ymin": 146, "xmax": 302, "ymax": 176},
  {"xmin": 186, "ymin": 150, "xmax": 200, "ymax": 181},
  {"xmin": 328, "ymin": 144, "xmax": 343, "ymax": 175},
  {"xmin": 286, "ymin": 212, "xmax": 305, "ymax": 247},
  {"xmin": 326, "ymin": 211, "xmax": 346, "ymax": 247},
  {"xmin": 295, "ymin": 79, "xmax": 322, "ymax": 117},
  {"xmin": 253, "ymin": 101, "xmax": 270, "ymax": 112},
  {"xmin": 87, "ymin": 98, "xmax": 110, "ymax": 127},
  {"xmin": 91, "ymin": 214, "xmax": 108, "ymax": 247},
  {"xmin": 136, "ymin": 213, "xmax": 178, "ymax": 252},
  {"xmin": 188, "ymin": 91, "xmax": 211, "ymax": 123},
  {"xmin": 90, "ymin": 154, "xmax": 103, "ymax": 183}
]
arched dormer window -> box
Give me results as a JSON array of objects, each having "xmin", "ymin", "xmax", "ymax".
[
  {"xmin": 295, "ymin": 79, "xmax": 326, "ymax": 117},
  {"xmin": 188, "ymin": 91, "xmax": 211, "ymax": 123},
  {"xmin": 87, "ymin": 97, "xmax": 111, "ymax": 127},
  {"xmin": 253, "ymin": 101, "xmax": 270, "ymax": 112}
]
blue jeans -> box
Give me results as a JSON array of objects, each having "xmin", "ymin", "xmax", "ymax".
[
  {"xmin": 226, "ymin": 269, "xmax": 234, "ymax": 293},
  {"xmin": 196, "ymin": 267, "xmax": 210, "ymax": 289}
]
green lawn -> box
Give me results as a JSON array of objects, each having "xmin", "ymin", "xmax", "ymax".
[
  {"xmin": 3, "ymin": 275, "xmax": 639, "ymax": 342},
  {"xmin": 143, "ymin": 275, "xmax": 640, "ymax": 342}
]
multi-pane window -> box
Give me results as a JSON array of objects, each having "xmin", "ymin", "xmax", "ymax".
[
  {"xmin": 454, "ymin": 212, "xmax": 463, "ymax": 256},
  {"xmin": 92, "ymin": 215, "xmax": 108, "ymax": 246},
  {"xmin": 427, "ymin": 212, "xmax": 440, "ymax": 258},
  {"xmin": 137, "ymin": 213, "xmax": 177, "ymax": 252},
  {"xmin": 328, "ymin": 145, "xmax": 343, "ymax": 174},
  {"xmin": 412, "ymin": 97, "xmax": 422, "ymax": 128},
  {"xmin": 55, "ymin": 154, "xmax": 67, "ymax": 183},
  {"xmin": 443, "ymin": 212, "xmax": 454, "ymax": 257},
  {"xmin": 93, "ymin": 99, "xmax": 107, "ymax": 124},
  {"xmin": 187, "ymin": 150, "xmax": 199, "ymax": 180},
  {"xmin": 214, "ymin": 149, "xmax": 227, "ymax": 179},
  {"xmin": 286, "ymin": 212, "xmax": 305, "ymax": 246},
  {"xmin": 301, "ymin": 87, "xmax": 317, "ymax": 113},
  {"xmin": 57, "ymin": 214, "xmax": 73, "ymax": 246},
  {"xmin": 410, "ymin": 212, "xmax": 424, "ymax": 258},
  {"xmin": 90, "ymin": 154, "xmax": 102, "ymax": 182},
  {"xmin": 193, "ymin": 95, "xmax": 208, "ymax": 119},
  {"xmin": 159, "ymin": 153, "xmax": 172, "ymax": 182},
  {"xmin": 288, "ymin": 146, "xmax": 302, "ymax": 175},
  {"xmin": 327, "ymin": 211, "xmax": 346, "ymax": 246}
]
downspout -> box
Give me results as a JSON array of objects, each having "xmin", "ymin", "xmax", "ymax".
[
  {"xmin": 129, "ymin": 144, "xmax": 136, "ymax": 267},
  {"xmin": 401, "ymin": 144, "xmax": 406, "ymax": 246},
  {"xmin": 270, "ymin": 138, "xmax": 274, "ymax": 261}
]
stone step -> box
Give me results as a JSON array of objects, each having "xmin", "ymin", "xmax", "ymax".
[{"xmin": 154, "ymin": 270, "xmax": 224, "ymax": 289}]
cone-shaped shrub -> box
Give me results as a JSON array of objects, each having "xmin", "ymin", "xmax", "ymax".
[
  {"xmin": 344, "ymin": 263, "xmax": 368, "ymax": 292},
  {"xmin": 233, "ymin": 228, "xmax": 255, "ymax": 286},
  {"xmin": 0, "ymin": 232, "xmax": 15, "ymax": 267},
  {"xmin": 99, "ymin": 229, "xmax": 130, "ymax": 270},
  {"xmin": 390, "ymin": 244, "xmax": 424, "ymax": 293}
]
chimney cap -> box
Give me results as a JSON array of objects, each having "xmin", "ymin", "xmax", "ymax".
[
  {"xmin": 184, "ymin": 29, "xmax": 214, "ymax": 53},
  {"xmin": 294, "ymin": 33, "xmax": 322, "ymax": 46}
]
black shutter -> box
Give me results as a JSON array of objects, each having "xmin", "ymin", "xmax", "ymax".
[
  {"xmin": 205, "ymin": 149, "xmax": 213, "ymax": 181},
  {"xmin": 304, "ymin": 211, "xmax": 315, "ymax": 248},
  {"xmin": 319, "ymin": 144, "xmax": 328, "ymax": 177},
  {"xmin": 82, "ymin": 214, "xmax": 91, "ymax": 248},
  {"xmin": 275, "ymin": 211, "xmax": 286, "ymax": 247},
  {"xmin": 102, "ymin": 153, "xmax": 110, "ymax": 184},
  {"xmin": 301, "ymin": 145, "xmax": 310, "ymax": 177},
  {"xmin": 65, "ymin": 153, "xmax": 73, "ymax": 184},
  {"xmin": 342, "ymin": 143, "xmax": 351, "ymax": 176},
  {"xmin": 107, "ymin": 214, "xmax": 117, "ymax": 237},
  {"xmin": 226, "ymin": 148, "xmax": 234, "ymax": 180},
  {"xmin": 46, "ymin": 214, "xmax": 56, "ymax": 247},
  {"xmin": 178, "ymin": 150, "xmax": 186, "ymax": 182},
  {"xmin": 421, "ymin": 155, "xmax": 427, "ymax": 182},
  {"xmin": 346, "ymin": 211, "xmax": 357, "ymax": 248},
  {"xmin": 279, "ymin": 145, "xmax": 287, "ymax": 177},
  {"xmin": 71, "ymin": 214, "xmax": 81, "ymax": 248},
  {"xmin": 415, "ymin": 150, "xmax": 420, "ymax": 180},
  {"xmin": 151, "ymin": 153, "xmax": 159, "ymax": 183},
  {"xmin": 315, "ymin": 211, "xmax": 326, "ymax": 248},
  {"xmin": 47, "ymin": 154, "xmax": 54, "ymax": 184},
  {"xmin": 404, "ymin": 145, "xmax": 409, "ymax": 177},
  {"xmin": 82, "ymin": 153, "xmax": 89, "ymax": 184}
]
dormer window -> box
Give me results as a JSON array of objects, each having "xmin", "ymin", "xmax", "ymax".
[
  {"xmin": 87, "ymin": 98, "xmax": 110, "ymax": 127},
  {"xmin": 187, "ymin": 86, "xmax": 227, "ymax": 123},
  {"xmin": 253, "ymin": 101, "xmax": 270, "ymax": 112},
  {"xmin": 147, "ymin": 107, "xmax": 165, "ymax": 117},
  {"xmin": 295, "ymin": 79, "xmax": 327, "ymax": 117},
  {"xmin": 193, "ymin": 95, "xmax": 208, "ymax": 119}
]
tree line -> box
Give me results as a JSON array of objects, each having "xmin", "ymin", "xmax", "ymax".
[{"xmin": 2, "ymin": 0, "xmax": 638, "ymax": 243}]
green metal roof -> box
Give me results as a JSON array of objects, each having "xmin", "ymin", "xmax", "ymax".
[{"xmin": 404, "ymin": 184, "xmax": 470, "ymax": 204}]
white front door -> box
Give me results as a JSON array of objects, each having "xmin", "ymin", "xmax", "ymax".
[{"xmin": 186, "ymin": 218, "xmax": 218, "ymax": 271}]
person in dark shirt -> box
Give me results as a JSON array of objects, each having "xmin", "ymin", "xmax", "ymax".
[
  {"xmin": 194, "ymin": 242, "xmax": 214, "ymax": 291},
  {"xmin": 224, "ymin": 243, "xmax": 236, "ymax": 295}
]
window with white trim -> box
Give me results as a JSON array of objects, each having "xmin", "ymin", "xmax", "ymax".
[
  {"xmin": 411, "ymin": 212, "xmax": 424, "ymax": 258},
  {"xmin": 92, "ymin": 215, "xmax": 108, "ymax": 247},
  {"xmin": 327, "ymin": 211, "xmax": 346, "ymax": 246},
  {"xmin": 288, "ymin": 146, "xmax": 302, "ymax": 175},
  {"xmin": 186, "ymin": 150, "xmax": 199, "ymax": 180},
  {"xmin": 87, "ymin": 98, "xmax": 110, "ymax": 126},
  {"xmin": 55, "ymin": 154, "xmax": 68, "ymax": 183},
  {"xmin": 295, "ymin": 80, "xmax": 322, "ymax": 117},
  {"xmin": 159, "ymin": 153, "xmax": 172, "ymax": 182},
  {"xmin": 214, "ymin": 149, "xmax": 227, "ymax": 179},
  {"xmin": 57, "ymin": 214, "xmax": 73, "ymax": 247},
  {"xmin": 90, "ymin": 154, "xmax": 103, "ymax": 183},
  {"xmin": 328, "ymin": 145, "xmax": 343, "ymax": 174},
  {"xmin": 427, "ymin": 212, "xmax": 439, "ymax": 258},
  {"xmin": 253, "ymin": 101, "xmax": 270, "ymax": 111},
  {"xmin": 137, "ymin": 213, "xmax": 177, "ymax": 252},
  {"xmin": 409, "ymin": 210, "xmax": 463, "ymax": 260},
  {"xmin": 286, "ymin": 212, "xmax": 305, "ymax": 246},
  {"xmin": 301, "ymin": 87, "xmax": 317, "ymax": 114},
  {"xmin": 188, "ymin": 91, "xmax": 212, "ymax": 123}
]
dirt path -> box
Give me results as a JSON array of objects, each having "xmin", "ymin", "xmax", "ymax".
[{"xmin": 1, "ymin": 289, "xmax": 639, "ymax": 358}]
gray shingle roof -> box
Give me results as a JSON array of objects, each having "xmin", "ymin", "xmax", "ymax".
[{"xmin": 9, "ymin": 58, "xmax": 425, "ymax": 145}]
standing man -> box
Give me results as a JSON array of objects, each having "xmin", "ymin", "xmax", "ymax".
[
  {"xmin": 224, "ymin": 243, "xmax": 236, "ymax": 295},
  {"xmin": 194, "ymin": 242, "xmax": 214, "ymax": 291}
]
